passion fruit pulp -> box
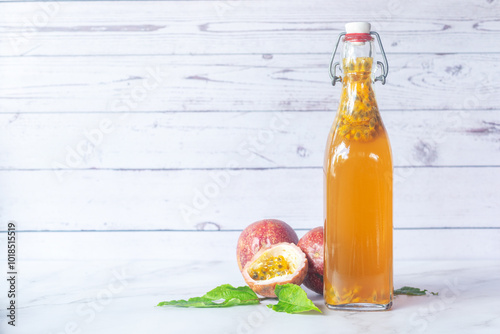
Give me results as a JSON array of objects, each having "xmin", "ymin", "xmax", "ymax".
[
  {"xmin": 237, "ymin": 219, "xmax": 298, "ymax": 272},
  {"xmin": 249, "ymin": 254, "xmax": 293, "ymax": 281},
  {"xmin": 242, "ymin": 242, "xmax": 308, "ymax": 297}
]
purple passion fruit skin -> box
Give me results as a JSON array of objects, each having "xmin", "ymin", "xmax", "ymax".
[
  {"xmin": 237, "ymin": 219, "xmax": 299, "ymax": 272},
  {"xmin": 297, "ymin": 227, "xmax": 324, "ymax": 295}
]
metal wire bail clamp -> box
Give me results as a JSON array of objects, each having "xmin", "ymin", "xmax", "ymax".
[{"xmin": 328, "ymin": 31, "xmax": 389, "ymax": 86}]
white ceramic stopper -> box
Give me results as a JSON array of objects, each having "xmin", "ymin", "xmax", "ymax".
[{"xmin": 345, "ymin": 22, "xmax": 371, "ymax": 34}]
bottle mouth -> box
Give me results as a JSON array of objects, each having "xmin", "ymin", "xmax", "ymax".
[{"xmin": 344, "ymin": 33, "xmax": 373, "ymax": 43}]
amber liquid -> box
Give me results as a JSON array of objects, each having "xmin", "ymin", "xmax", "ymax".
[{"xmin": 324, "ymin": 57, "xmax": 393, "ymax": 310}]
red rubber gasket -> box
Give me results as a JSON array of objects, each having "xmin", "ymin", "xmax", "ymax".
[{"xmin": 344, "ymin": 33, "xmax": 373, "ymax": 42}]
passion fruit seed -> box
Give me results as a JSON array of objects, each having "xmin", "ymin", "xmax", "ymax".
[
  {"xmin": 248, "ymin": 255, "xmax": 293, "ymax": 281},
  {"xmin": 337, "ymin": 57, "xmax": 381, "ymax": 142}
]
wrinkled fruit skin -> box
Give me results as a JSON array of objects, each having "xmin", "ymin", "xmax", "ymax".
[
  {"xmin": 297, "ymin": 227, "xmax": 324, "ymax": 295},
  {"xmin": 237, "ymin": 219, "xmax": 299, "ymax": 272},
  {"xmin": 242, "ymin": 242, "xmax": 308, "ymax": 297}
]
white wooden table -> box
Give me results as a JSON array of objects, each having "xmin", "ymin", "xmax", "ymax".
[{"xmin": 1, "ymin": 232, "xmax": 499, "ymax": 333}]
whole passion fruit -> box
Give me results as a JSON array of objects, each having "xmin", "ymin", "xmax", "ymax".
[
  {"xmin": 297, "ymin": 227, "xmax": 324, "ymax": 295},
  {"xmin": 237, "ymin": 219, "xmax": 298, "ymax": 272},
  {"xmin": 242, "ymin": 242, "xmax": 308, "ymax": 297}
]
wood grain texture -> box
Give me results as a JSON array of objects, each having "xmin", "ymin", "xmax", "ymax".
[
  {"xmin": 13, "ymin": 230, "xmax": 500, "ymax": 261},
  {"xmin": 1, "ymin": 0, "xmax": 500, "ymax": 56},
  {"xmin": 1, "ymin": 53, "xmax": 499, "ymax": 113},
  {"xmin": 1, "ymin": 0, "xmax": 498, "ymax": 236},
  {"xmin": 0, "ymin": 168, "xmax": 498, "ymax": 230},
  {"xmin": 1, "ymin": 110, "xmax": 499, "ymax": 169}
]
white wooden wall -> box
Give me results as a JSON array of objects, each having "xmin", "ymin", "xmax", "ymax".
[{"xmin": 1, "ymin": 0, "xmax": 499, "ymax": 259}]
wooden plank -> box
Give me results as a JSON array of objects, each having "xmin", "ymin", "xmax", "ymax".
[
  {"xmin": 0, "ymin": 168, "xmax": 498, "ymax": 230},
  {"xmin": 12, "ymin": 230, "xmax": 500, "ymax": 261},
  {"xmin": 1, "ymin": 0, "xmax": 500, "ymax": 56},
  {"xmin": 1, "ymin": 53, "xmax": 499, "ymax": 113},
  {"xmin": 1, "ymin": 110, "xmax": 499, "ymax": 169}
]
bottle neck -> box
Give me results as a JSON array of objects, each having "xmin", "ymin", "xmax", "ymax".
[
  {"xmin": 342, "ymin": 38, "xmax": 373, "ymax": 61},
  {"xmin": 342, "ymin": 58, "xmax": 373, "ymax": 86},
  {"xmin": 341, "ymin": 39, "xmax": 374, "ymax": 86},
  {"xmin": 339, "ymin": 55, "xmax": 377, "ymax": 115},
  {"xmin": 334, "ymin": 39, "xmax": 382, "ymax": 142}
]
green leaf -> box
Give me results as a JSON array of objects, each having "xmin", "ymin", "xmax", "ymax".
[
  {"xmin": 267, "ymin": 284, "xmax": 322, "ymax": 314},
  {"xmin": 157, "ymin": 284, "xmax": 260, "ymax": 308},
  {"xmin": 203, "ymin": 284, "xmax": 259, "ymax": 304},
  {"xmin": 157, "ymin": 296, "xmax": 250, "ymax": 308},
  {"xmin": 394, "ymin": 286, "xmax": 438, "ymax": 296}
]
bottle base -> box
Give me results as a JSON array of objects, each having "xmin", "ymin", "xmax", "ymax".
[{"xmin": 326, "ymin": 301, "xmax": 392, "ymax": 311}]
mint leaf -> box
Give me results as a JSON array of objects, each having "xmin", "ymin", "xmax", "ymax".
[
  {"xmin": 157, "ymin": 296, "xmax": 249, "ymax": 308},
  {"xmin": 203, "ymin": 284, "xmax": 259, "ymax": 304},
  {"xmin": 394, "ymin": 286, "xmax": 438, "ymax": 296},
  {"xmin": 267, "ymin": 284, "xmax": 322, "ymax": 314},
  {"xmin": 158, "ymin": 297, "xmax": 223, "ymax": 308},
  {"xmin": 157, "ymin": 284, "xmax": 260, "ymax": 308}
]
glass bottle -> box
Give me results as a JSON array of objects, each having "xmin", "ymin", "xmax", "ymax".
[{"xmin": 324, "ymin": 22, "xmax": 393, "ymax": 311}]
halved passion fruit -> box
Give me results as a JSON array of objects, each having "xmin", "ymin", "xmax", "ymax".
[{"xmin": 242, "ymin": 242, "xmax": 308, "ymax": 297}]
